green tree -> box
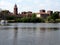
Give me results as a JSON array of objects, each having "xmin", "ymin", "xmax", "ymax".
[
  {"xmin": 6, "ymin": 15, "xmax": 16, "ymax": 20},
  {"xmin": 51, "ymin": 12, "xmax": 59, "ymax": 20},
  {"xmin": 31, "ymin": 13, "xmax": 36, "ymax": 18},
  {"xmin": 47, "ymin": 16, "xmax": 52, "ymax": 21},
  {"xmin": 0, "ymin": 10, "xmax": 10, "ymax": 19}
]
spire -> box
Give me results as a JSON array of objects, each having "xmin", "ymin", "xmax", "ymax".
[{"xmin": 14, "ymin": 4, "xmax": 17, "ymax": 8}]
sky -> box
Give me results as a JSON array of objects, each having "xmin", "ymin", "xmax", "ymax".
[{"xmin": 0, "ymin": 0, "xmax": 60, "ymax": 13}]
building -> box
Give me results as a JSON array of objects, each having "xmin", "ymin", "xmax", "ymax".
[
  {"xmin": 47, "ymin": 10, "xmax": 53, "ymax": 15},
  {"xmin": 36, "ymin": 13, "xmax": 41, "ymax": 18},
  {"xmin": 39, "ymin": 10, "xmax": 49, "ymax": 18},
  {"xmin": 14, "ymin": 4, "xmax": 18, "ymax": 15},
  {"xmin": 21, "ymin": 11, "xmax": 27, "ymax": 17},
  {"xmin": 40, "ymin": 13, "xmax": 49, "ymax": 19},
  {"xmin": 27, "ymin": 11, "xmax": 32, "ymax": 17},
  {"xmin": 13, "ymin": 4, "xmax": 60, "ymax": 18},
  {"xmin": 40, "ymin": 9, "xmax": 45, "ymax": 13},
  {"xmin": 21, "ymin": 11, "xmax": 32, "ymax": 17}
]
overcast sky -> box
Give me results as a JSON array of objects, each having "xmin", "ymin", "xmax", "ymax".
[{"xmin": 0, "ymin": 0, "xmax": 60, "ymax": 13}]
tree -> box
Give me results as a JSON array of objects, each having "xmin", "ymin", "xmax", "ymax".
[
  {"xmin": 0, "ymin": 10, "xmax": 10, "ymax": 19},
  {"xmin": 51, "ymin": 12, "xmax": 59, "ymax": 20},
  {"xmin": 47, "ymin": 16, "xmax": 52, "ymax": 21},
  {"xmin": 31, "ymin": 13, "xmax": 36, "ymax": 18},
  {"xmin": 6, "ymin": 15, "xmax": 16, "ymax": 20}
]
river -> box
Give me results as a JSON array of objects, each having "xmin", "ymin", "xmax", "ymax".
[{"xmin": 0, "ymin": 23, "xmax": 60, "ymax": 45}]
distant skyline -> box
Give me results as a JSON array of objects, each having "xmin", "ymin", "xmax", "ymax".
[{"xmin": 0, "ymin": 0, "xmax": 60, "ymax": 13}]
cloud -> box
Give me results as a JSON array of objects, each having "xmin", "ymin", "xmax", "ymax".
[
  {"xmin": 0, "ymin": 0, "xmax": 60, "ymax": 12},
  {"xmin": 0, "ymin": 0, "xmax": 13, "ymax": 12}
]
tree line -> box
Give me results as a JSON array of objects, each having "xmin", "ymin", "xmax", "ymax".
[{"xmin": 0, "ymin": 10, "xmax": 60, "ymax": 23}]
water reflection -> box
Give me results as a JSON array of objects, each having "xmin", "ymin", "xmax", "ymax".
[
  {"xmin": 0, "ymin": 23, "xmax": 10, "ymax": 26},
  {"xmin": 13, "ymin": 24, "xmax": 18, "ymax": 45},
  {"xmin": 0, "ymin": 23, "xmax": 60, "ymax": 45},
  {"xmin": 21, "ymin": 27, "xmax": 36, "ymax": 29},
  {"xmin": 40, "ymin": 27, "xmax": 60, "ymax": 31}
]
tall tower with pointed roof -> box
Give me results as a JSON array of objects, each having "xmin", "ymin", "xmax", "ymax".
[{"xmin": 14, "ymin": 4, "xmax": 18, "ymax": 15}]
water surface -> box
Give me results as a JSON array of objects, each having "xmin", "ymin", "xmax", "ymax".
[{"xmin": 0, "ymin": 23, "xmax": 60, "ymax": 45}]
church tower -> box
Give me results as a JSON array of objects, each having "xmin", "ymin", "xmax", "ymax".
[{"xmin": 14, "ymin": 4, "xmax": 18, "ymax": 15}]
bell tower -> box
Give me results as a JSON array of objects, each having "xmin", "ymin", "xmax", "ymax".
[{"xmin": 14, "ymin": 4, "xmax": 18, "ymax": 15}]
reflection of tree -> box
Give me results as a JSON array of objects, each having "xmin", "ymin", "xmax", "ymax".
[
  {"xmin": 13, "ymin": 24, "xmax": 18, "ymax": 45},
  {"xmin": 40, "ymin": 27, "xmax": 59, "ymax": 32},
  {"xmin": 47, "ymin": 28, "xmax": 59, "ymax": 31}
]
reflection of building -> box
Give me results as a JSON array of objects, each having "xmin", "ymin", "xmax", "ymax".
[
  {"xmin": 13, "ymin": 24, "xmax": 18, "ymax": 45},
  {"xmin": 14, "ymin": 4, "xmax": 18, "ymax": 15}
]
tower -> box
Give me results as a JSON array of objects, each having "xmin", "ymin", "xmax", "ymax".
[{"xmin": 14, "ymin": 4, "xmax": 18, "ymax": 15}]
